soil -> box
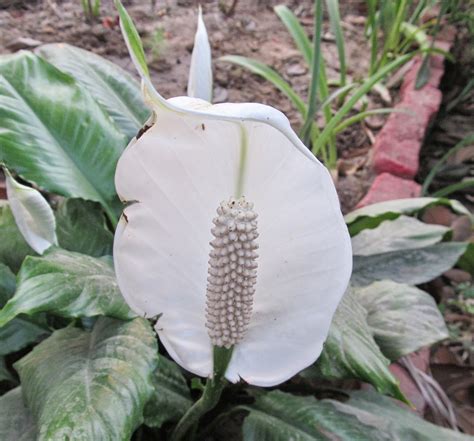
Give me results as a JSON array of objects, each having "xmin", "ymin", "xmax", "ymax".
[{"xmin": 0, "ymin": 0, "xmax": 378, "ymax": 212}]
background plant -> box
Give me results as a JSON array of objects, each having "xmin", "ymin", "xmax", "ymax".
[{"xmin": 222, "ymin": 0, "xmax": 450, "ymax": 173}]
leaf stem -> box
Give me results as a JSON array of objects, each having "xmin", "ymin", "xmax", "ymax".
[
  {"xmin": 170, "ymin": 346, "xmax": 233, "ymax": 441},
  {"xmin": 102, "ymin": 201, "xmax": 118, "ymax": 230},
  {"xmin": 300, "ymin": 0, "xmax": 323, "ymax": 147}
]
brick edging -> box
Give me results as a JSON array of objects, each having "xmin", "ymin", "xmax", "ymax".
[{"xmin": 356, "ymin": 33, "xmax": 455, "ymax": 208}]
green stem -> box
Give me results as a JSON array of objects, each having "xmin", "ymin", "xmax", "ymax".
[
  {"xmin": 170, "ymin": 346, "xmax": 233, "ymax": 441},
  {"xmin": 301, "ymin": 0, "xmax": 323, "ymax": 146},
  {"xmin": 102, "ymin": 201, "xmax": 118, "ymax": 229}
]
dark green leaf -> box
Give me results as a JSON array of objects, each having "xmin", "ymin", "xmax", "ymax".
[
  {"xmin": 36, "ymin": 43, "xmax": 149, "ymax": 140},
  {"xmin": 243, "ymin": 390, "xmax": 387, "ymax": 441},
  {"xmin": 458, "ymin": 243, "xmax": 474, "ymax": 274},
  {"xmin": 0, "ymin": 316, "xmax": 49, "ymax": 356},
  {"xmin": 307, "ymin": 289, "xmax": 404, "ymax": 400},
  {"xmin": 352, "ymin": 215, "xmax": 449, "ymax": 256},
  {"xmin": 0, "ymin": 264, "xmax": 50, "ymax": 355},
  {"xmin": 0, "ymin": 357, "xmax": 15, "ymax": 383},
  {"xmin": 345, "ymin": 197, "xmax": 470, "ymax": 236},
  {"xmin": 0, "ymin": 387, "xmax": 37, "ymax": 440},
  {"xmin": 55, "ymin": 198, "xmax": 113, "ymax": 257},
  {"xmin": 144, "ymin": 357, "xmax": 192, "ymax": 429},
  {"xmin": 355, "ymin": 280, "xmax": 448, "ymax": 360},
  {"xmin": 0, "ymin": 262, "xmax": 16, "ymax": 306},
  {"xmin": 0, "ymin": 51, "xmax": 127, "ymax": 217},
  {"xmin": 415, "ymin": 56, "xmax": 431, "ymax": 89},
  {"xmin": 0, "ymin": 248, "xmax": 135, "ymax": 327},
  {"xmin": 328, "ymin": 390, "xmax": 473, "ymax": 441},
  {"xmin": 352, "ymin": 242, "xmax": 468, "ymax": 286},
  {"xmin": 0, "ymin": 203, "xmax": 36, "ymax": 273},
  {"xmin": 15, "ymin": 317, "xmax": 158, "ymax": 441},
  {"xmin": 242, "ymin": 389, "xmax": 473, "ymax": 441}
]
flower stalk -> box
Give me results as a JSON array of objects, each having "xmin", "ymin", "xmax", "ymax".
[{"xmin": 170, "ymin": 346, "xmax": 233, "ymax": 441}]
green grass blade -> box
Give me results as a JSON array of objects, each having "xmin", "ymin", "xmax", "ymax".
[
  {"xmin": 274, "ymin": 5, "xmax": 312, "ymax": 66},
  {"xmin": 313, "ymin": 52, "xmax": 416, "ymax": 153},
  {"xmin": 333, "ymin": 108, "xmax": 411, "ymax": 134},
  {"xmin": 367, "ymin": 0, "xmax": 378, "ymax": 75},
  {"xmin": 421, "ymin": 134, "xmax": 474, "ymax": 196},
  {"xmin": 316, "ymin": 83, "xmax": 357, "ymax": 112},
  {"xmin": 220, "ymin": 55, "xmax": 307, "ymax": 116},
  {"xmin": 325, "ymin": 0, "xmax": 346, "ymax": 86},
  {"xmin": 300, "ymin": 0, "xmax": 324, "ymax": 147},
  {"xmin": 432, "ymin": 180, "xmax": 474, "ymax": 198}
]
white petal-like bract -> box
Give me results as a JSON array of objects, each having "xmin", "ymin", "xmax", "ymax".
[
  {"xmin": 5, "ymin": 170, "xmax": 57, "ymax": 254},
  {"xmin": 114, "ymin": 0, "xmax": 352, "ymax": 387},
  {"xmin": 113, "ymin": 97, "xmax": 352, "ymax": 386},
  {"xmin": 187, "ymin": 7, "xmax": 213, "ymax": 102}
]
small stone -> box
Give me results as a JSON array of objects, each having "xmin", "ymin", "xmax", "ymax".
[
  {"xmin": 443, "ymin": 269, "xmax": 472, "ymax": 284},
  {"xmin": 451, "ymin": 216, "xmax": 472, "ymax": 242},
  {"xmin": 286, "ymin": 64, "xmax": 307, "ymax": 77},
  {"xmin": 213, "ymin": 87, "xmax": 228, "ymax": 103},
  {"xmin": 6, "ymin": 37, "xmax": 42, "ymax": 51}
]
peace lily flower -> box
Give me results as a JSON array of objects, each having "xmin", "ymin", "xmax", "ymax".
[{"xmin": 113, "ymin": 2, "xmax": 352, "ymax": 391}]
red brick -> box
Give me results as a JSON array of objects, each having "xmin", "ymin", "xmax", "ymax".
[
  {"xmin": 374, "ymin": 139, "xmax": 420, "ymax": 178},
  {"xmin": 373, "ymin": 87, "xmax": 441, "ymax": 178},
  {"xmin": 356, "ymin": 173, "xmax": 421, "ymax": 208}
]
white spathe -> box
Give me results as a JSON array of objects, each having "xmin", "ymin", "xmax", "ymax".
[
  {"xmin": 113, "ymin": 96, "xmax": 352, "ymax": 387},
  {"xmin": 187, "ymin": 6, "xmax": 213, "ymax": 102},
  {"xmin": 5, "ymin": 169, "xmax": 57, "ymax": 254},
  {"xmin": 114, "ymin": 1, "xmax": 352, "ymax": 386}
]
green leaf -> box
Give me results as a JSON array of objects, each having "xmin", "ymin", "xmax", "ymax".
[
  {"xmin": 0, "ymin": 263, "xmax": 50, "ymax": 356},
  {"xmin": 0, "ymin": 357, "xmax": 15, "ymax": 383},
  {"xmin": 328, "ymin": 390, "xmax": 473, "ymax": 441},
  {"xmin": 458, "ymin": 243, "xmax": 474, "ymax": 274},
  {"xmin": 242, "ymin": 389, "xmax": 473, "ymax": 441},
  {"xmin": 0, "ymin": 203, "xmax": 36, "ymax": 272},
  {"xmin": 352, "ymin": 215, "xmax": 449, "ymax": 256},
  {"xmin": 0, "ymin": 262, "xmax": 15, "ymax": 306},
  {"xmin": 220, "ymin": 55, "xmax": 307, "ymax": 117},
  {"xmin": 355, "ymin": 281, "xmax": 448, "ymax": 360},
  {"xmin": 144, "ymin": 357, "xmax": 192, "ymax": 429},
  {"xmin": 0, "ymin": 316, "xmax": 49, "ymax": 356},
  {"xmin": 0, "ymin": 248, "xmax": 135, "ymax": 327},
  {"xmin": 307, "ymin": 289, "xmax": 404, "ymax": 401},
  {"xmin": 0, "ymin": 387, "xmax": 37, "ymax": 440},
  {"xmin": 345, "ymin": 197, "xmax": 470, "ymax": 236},
  {"xmin": 0, "ymin": 51, "xmax": 127, "ymax": 218},
  {"xmin": 325, "ymin": 0, "xmax": 346, "ymax": 86},
  {"xmin": 242, "ymin": 390, "xmax": 386, "ymax": 441},
  {"xmin": 55, "ymin": 198, "xmax": 113, "ymax": 257},
  {"xmin": 274, "ymin": 5, "xmax": 312, "ymax": 65},
  {"xmin": 114, "ymin": 0, "xmax": 150, "ymax": 79},
  {"xmin": 352, "ymin": 242, "xmax": 468, "ymax": 286},
  {"xmin": 36, "ymin": 43, "xmax": 150, "ymax": 140},
  {"xmin": 15, "ymin": 317, "xmax": 158, "ymax": 441}
]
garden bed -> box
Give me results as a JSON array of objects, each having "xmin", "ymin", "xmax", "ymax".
[{"xmin": 0, "ymin": 1, "xmax": 472, "ymax": 439}]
